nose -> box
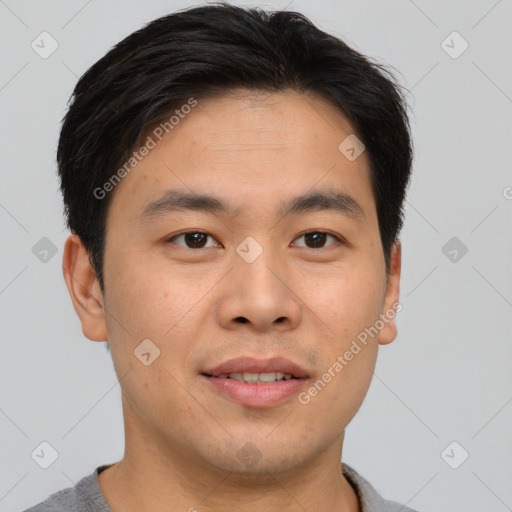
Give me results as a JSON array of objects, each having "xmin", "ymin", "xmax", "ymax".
[{"xmin": 216, "ymin": 241, "xmax": 302, "ymax": 333}]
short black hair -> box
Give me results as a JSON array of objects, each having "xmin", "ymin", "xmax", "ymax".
[{"xmin": 58, "ymin": 1, "xmax": 413, "ymax": 293}]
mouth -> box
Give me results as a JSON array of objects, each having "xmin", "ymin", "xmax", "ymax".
[
  {"xmin": 201, "ymin": 357, "xmax": 310, "ymax": 408},
  {"xmin": 203, "ymin": 356, "xmax": 310, "ymax": 379},
  {"xmin": 204, "ymin": 371, "xmax": 300, "ymax": 383}
]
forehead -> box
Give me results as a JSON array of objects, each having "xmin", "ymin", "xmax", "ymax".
[{"xmin": 107, "ymin": 89, "xmax": 375, "ymax": 223}]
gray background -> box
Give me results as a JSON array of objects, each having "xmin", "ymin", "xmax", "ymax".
[{"xmin": 1, "ymin": 1, "xmax": 511, "ymax": 511}]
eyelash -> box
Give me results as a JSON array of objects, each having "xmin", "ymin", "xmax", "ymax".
[{"xmin": 165, "ymin": 230, "xmax": 344, "ymax": 250}]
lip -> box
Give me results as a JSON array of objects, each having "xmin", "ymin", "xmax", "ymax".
[
  {"xmin": 203, "ymin": 356, "xmax": 310, "ymax": 378},
  {"xmin": 201, "ymin": 357, "xmax": 310, "ymax": 408},
  {"xmin": 202, "ymin": 376, "xmax": 309, "ymax": 408}
]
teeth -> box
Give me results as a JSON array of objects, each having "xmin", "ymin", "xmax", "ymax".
[{"xmin": 217, "ymin": 372, "xmax": 294, "ymax": 383}]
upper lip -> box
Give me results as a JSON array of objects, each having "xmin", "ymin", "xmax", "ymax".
[{"xmin": 203, "ymin": 357, "xmax": 310, "ymax": 378}]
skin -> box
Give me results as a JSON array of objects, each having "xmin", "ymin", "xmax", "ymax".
[{"xmin": 63, "ymin": 88, "xmax": 401, "ymax": 512}]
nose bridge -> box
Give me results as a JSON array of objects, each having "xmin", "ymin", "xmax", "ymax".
[
  {"xmin": 217, "ymin": 233, "xmax": 302, "ymax": 330},
  {"xmin": 234, "ymin": 234, "xmax": 285, "ymax": 297}
]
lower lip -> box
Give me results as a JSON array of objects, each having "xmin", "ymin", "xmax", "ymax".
[{"xmin": 202, "ymin": 375, "xmax": 308, "ymax": 408}]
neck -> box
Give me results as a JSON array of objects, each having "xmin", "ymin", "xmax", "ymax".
[{"xmin": 98, "ymin": 400, "xmax": 360, "ymax": 512}]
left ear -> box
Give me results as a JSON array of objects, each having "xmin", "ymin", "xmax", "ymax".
[{"xmin": 378, "ymin": 241, "xmax": 401, "ymax": 345}]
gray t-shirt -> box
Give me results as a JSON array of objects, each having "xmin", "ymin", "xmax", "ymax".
[{"xmin": 22, "ymin": 462, "xmax": 419, "ymax": 512}]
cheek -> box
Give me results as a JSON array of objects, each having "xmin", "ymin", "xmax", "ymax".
[
  {"xmin": 103, "ymin": 261, "xmax": 202, "ymax": 424},
  {"xmin": 305, "ymin": 265, "xmax": 385, "ymax": 346},
  {"xmin": 305, "ymin": 266, "xmax": 383, "ymax": 421},
  {"xmin": 106, "ymin": 255, "xmax": 198, "ymax": 338},
  {"xmin": 104, "ymin": 255, "xmax": 214, "ymax": 377}
]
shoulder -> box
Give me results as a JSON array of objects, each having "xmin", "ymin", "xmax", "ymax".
[
  {"xmin": 342, "ymin": 462, "xmax": 420, "ymax": 512},
  {"xmin": 382, "ymin": 499, "xmax": 420, "ymax": 512},
  {"xmin": 21, "ymin": 466, "xmax": 110, "ymax": 512},
  {"xmin": 21, "ymin": 486, "xmax": 80, "ymax": 512}
]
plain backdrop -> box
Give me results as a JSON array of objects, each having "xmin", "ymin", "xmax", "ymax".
[{"xmin": 1, "ymin": 1, "xmax": 511, "ymax": 511}]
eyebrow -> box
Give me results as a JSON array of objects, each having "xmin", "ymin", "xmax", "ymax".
[{"xmin": 139, "ymin": 188, "xmax": 366, "ymax": 223}]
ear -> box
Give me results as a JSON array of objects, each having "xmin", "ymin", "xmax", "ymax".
[
  {"xmin": 62, "ymin": 234, "xmax": 108, "ymax": 342},
  {"xmin": 378, "ymin": 241, "xmax": 401, "ymax": 345}
]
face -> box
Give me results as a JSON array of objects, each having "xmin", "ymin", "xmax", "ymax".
[{"xmin": 65, "ymin": 88, "xmax": 400, "ymax": 476}]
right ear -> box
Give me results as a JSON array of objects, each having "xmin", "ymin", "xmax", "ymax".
[{"xmin": 62, "ymin": 234, "xmax": 108, "ymax": 341}]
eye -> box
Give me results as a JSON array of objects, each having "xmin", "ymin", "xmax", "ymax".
[
  {"xmin": 166, "ymin": 231, "xmax": 220, "ymax": 249},
  {"xmin": 166, "ymin": 230, "xmax": 342, "ymax": 250},
  {"xmin": 292, "ymin": 231, "xmax": 342, "ymax": 249}
]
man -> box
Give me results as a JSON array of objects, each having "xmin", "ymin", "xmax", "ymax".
[{"xmin": 24, "ymin": 2, "xmax": 417, "ymax": 511}]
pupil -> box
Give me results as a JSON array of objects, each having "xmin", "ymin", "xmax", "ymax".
[
  {"xmin": 186, "ymin": 233, "xmax": 207, "ymax": 248},
  {"xmin": 305, "ymin": 232, "xmax": 326, "ymax": 248}
]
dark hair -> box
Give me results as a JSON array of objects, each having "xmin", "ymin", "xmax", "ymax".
[{"xmin": 58, "ymin": 1, "xmax": 413, "ymax": 293}]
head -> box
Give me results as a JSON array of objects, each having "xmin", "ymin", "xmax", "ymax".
[{"xmin": 60, "ymin": 2, "xmax": 412, "ymax": 478}]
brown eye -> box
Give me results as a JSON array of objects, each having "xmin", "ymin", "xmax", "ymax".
[
  {"xmin": 167, "ymin": 231, "xmax": 218, "ymax": 249},
  {"xmin": 292, "ymin": 231, "xmax": 341, "ymax": 249}
]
